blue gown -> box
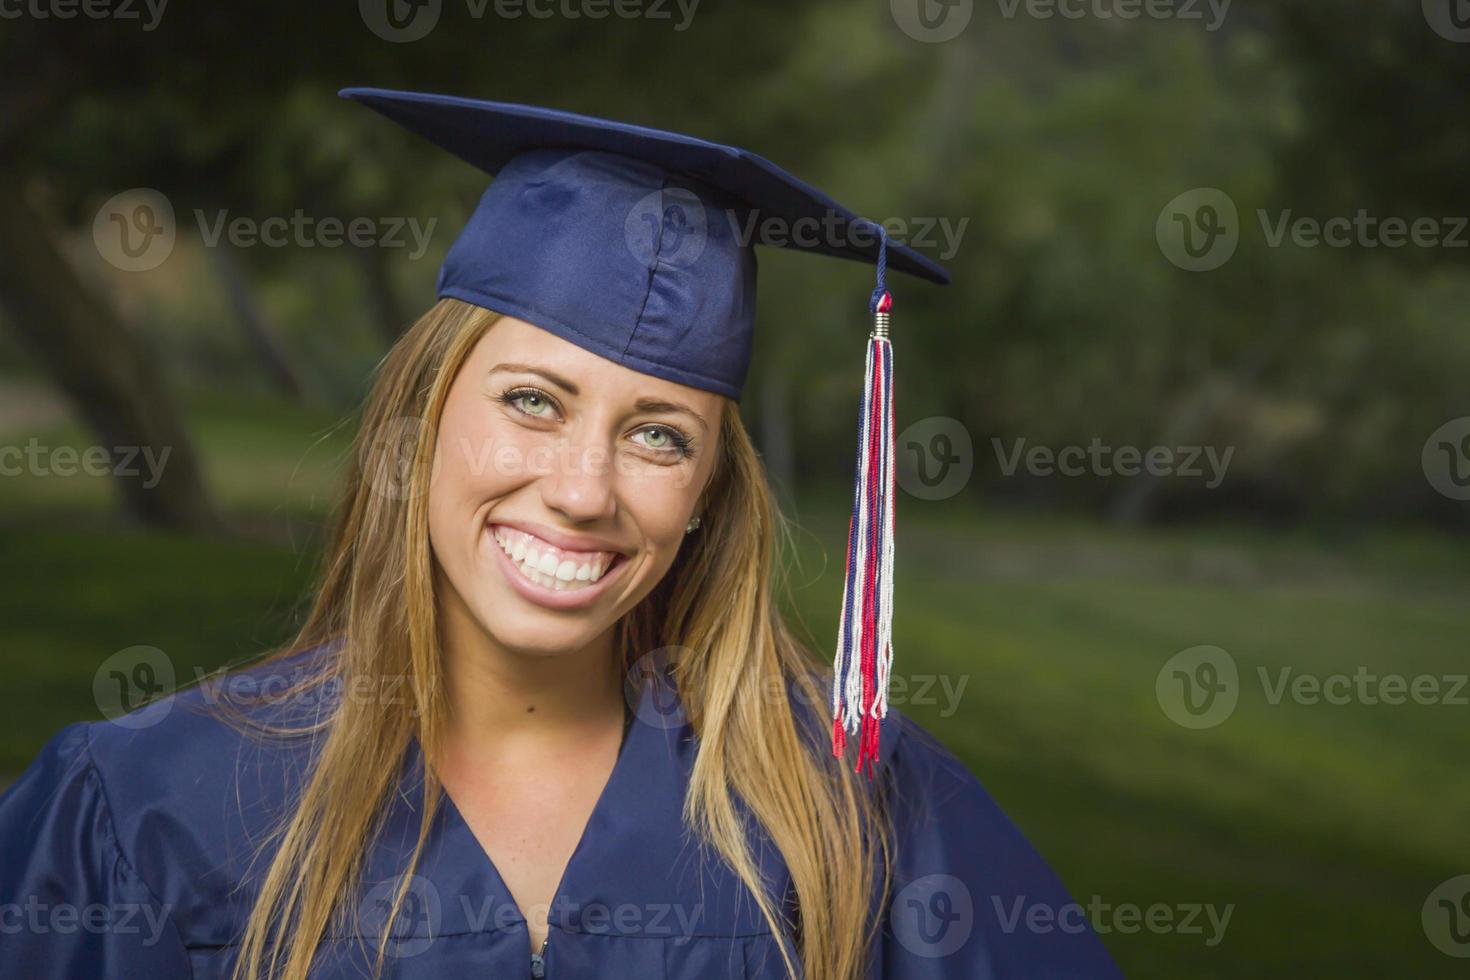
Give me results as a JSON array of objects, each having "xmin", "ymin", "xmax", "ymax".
[{"xmin": 0, "ymin": 648, "xmax": 1121, "ymax": 978}]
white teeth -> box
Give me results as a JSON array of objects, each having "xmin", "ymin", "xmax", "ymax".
[{"xmin": 489, "ymin": 525, "xmax": 620, "ymax": 593}]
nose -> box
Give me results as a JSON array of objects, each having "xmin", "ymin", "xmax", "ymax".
[{"xmin": 535, "ymin": 433, "xmax": 617, "ymax": 523}]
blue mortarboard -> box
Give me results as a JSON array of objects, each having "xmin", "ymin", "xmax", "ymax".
[
  {"xmin": 341, "ymin": 87, "xmax": 949, "ymax": 774},
  {"xmin": 339, "ymin": 87, "xmax": 947, "ymax": 398}
]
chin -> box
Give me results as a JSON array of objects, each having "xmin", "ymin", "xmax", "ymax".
[{"xmin": 473, "ymin": 611, "xmax": 609, "ymax": 660}]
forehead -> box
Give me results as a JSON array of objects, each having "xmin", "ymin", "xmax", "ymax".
[{"xmin": 467, "ymin": 315, "xmax": 725, "ymax": 413}]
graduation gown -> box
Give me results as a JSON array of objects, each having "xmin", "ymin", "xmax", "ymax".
[{"xmin": 0, "ymin": 649, "xmax": 1120, "ymax": 978}]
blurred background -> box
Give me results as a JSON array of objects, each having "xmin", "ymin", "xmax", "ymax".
[{"xmin": 2, "ymin": 1, "xmax": 1468, "ymax": 976}]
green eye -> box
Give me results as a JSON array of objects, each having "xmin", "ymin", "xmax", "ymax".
[
  {"xmin": 502, "ymin": 387, "xmax": 552, "ymax": 417},
  {"xmin": 634, "ymin": 425, "xmax": 692, "ymax": 458}
]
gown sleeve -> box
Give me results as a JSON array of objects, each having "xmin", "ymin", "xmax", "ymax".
[
  {"xmin": 872, "ymin": 715, "xmax": 1123, "ymax": 979},
  {"xmin": 0, "ymin": 722, "xmax": 193, "ymax": 978}
]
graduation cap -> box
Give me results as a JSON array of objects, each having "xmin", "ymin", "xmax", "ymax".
[{"xmin": 340, "ymin": 87, "xmax": 950, "ymax": 775}]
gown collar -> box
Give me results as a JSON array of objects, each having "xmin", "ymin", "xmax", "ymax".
[{"xmin": 367, "ymin": 669, "xmax": 794, "ymax": 945}]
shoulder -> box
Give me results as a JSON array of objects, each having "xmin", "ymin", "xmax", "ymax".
[
  {"xmin": 874, "ymin": 708, "xmax": 1035, "ymax": 851},
  {"xmin": 0, "ymin": 645, "xmax": 336, "ymax": 950},
  {"xmin": 82, "ymin": 644, "xmax": 334, "ymax": 816},
  {"xmin": 0, "ymin": 720, "xmax": 199, "ymax": 975},
  {"xmin": 871, "ymin": 707, "xmax": 1031, "ymax": 872},
  {"xmin": 795, "ymin": 685, "xmax": 1059, "ymax": 878},
  {"xmin": 0, "ymin": 720, "xmax": 98, "ymax": 833},
  {"xmin": 875, "ymin": 707, "xmax": 978, "ymax": 800}
]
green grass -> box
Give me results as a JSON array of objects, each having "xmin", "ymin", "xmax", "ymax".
[
  {"xmin": 0, "ymin": 386, "xmax": 355, "ymax": 521},
  {"xmin": 779, "ymin": 500, "xmax": 1470, "ymax": 978},
  {"xmin": 2, "ymin": 396, "xmax": 1467, "ymax": 977},
  {"xmin": 0, "ymin": 388, "xmax": 345, "ymax": 766},
  {"xmin": 0, "ymin": 525, "xmax": 320, "ymax": 768}
]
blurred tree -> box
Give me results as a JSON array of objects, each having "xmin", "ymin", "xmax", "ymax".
[
  {"xmin": 208, "ymin": 247, "xmax": 319, "ymax": 404},
  {"xmin": 0, "ymin": 180, "xmax": 220, "ymax": 531},
  {"xmin": 1274, "ymin": 1, "xmax": 1470, "ymax": 232},
  {"xmin": 0, "ymin": 1, "xmax": 798, "ymax": 527},
  {"xmin": 1270, "ymin": 1, "xmax": 1470, "ymax": 523}
]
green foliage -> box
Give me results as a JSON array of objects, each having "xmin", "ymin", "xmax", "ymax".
[{"xmin": 4, "ymin": 2, "xmax": 1469, "ymax": 524}]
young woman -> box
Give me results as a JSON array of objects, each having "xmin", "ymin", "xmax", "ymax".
[{"xmin": 0, "ymin": 91, "xmax": 1120, "ymax": 979}]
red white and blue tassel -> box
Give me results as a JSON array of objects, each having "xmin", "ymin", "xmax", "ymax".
[{"xmin": 832, "ymin": 229, "xmax": 896, "ymax": 778}]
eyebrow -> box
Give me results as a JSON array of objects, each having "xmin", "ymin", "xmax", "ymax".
[{"xmin": 488, "ymin": 362, "xmax": 710, "ymax": 433}]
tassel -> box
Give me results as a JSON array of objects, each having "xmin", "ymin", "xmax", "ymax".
[{"xmin": 832, "ymin": 229, "xmax": 896, "ymax": 778}]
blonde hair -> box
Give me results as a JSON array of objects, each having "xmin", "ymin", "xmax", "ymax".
[{"xmin": 222, "ymin": 298, "xmax": 891, "ymax": 980}]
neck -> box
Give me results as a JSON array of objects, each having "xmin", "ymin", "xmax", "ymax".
[{"xmin": 436, "ymin": 578, "xmax": 625, "ymax": 763}]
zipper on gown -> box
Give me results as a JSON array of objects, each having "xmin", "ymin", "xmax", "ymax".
[{"xmin": 530, "ymin": 935, "xmax": 549, "ymax": 979}]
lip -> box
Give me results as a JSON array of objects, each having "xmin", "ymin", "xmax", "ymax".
[
  {"xmin": 488, "ymin": 518, "xmax": 629, "ymax": 558},
  {"xmin": 486, "ymin": 524, "xmax": 631, "ymax": 611}
]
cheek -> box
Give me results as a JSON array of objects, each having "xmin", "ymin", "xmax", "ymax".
[
  {"xmin": 427, "ymin": 407, "xmax": 527, "ymax": 563},
  {"xmin": 621, "ymin": 463, "xmax": 705, "ymax": 544},
  {"xmin": 432, "ymin": 409, "xmax": 540, "ymax": 507}
]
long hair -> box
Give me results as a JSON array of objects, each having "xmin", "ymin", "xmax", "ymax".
[{"xmin": 223, "ymin": 298, "xmax": 891, "ymax": 980}]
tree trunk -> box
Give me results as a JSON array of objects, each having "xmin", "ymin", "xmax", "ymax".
[
  {"xmin": 0, "ymin": 178, "xmax": 221, "ymax": 533},
  {"xmin": 209, "ymin": 245, "xmax": 318, "ymax": 403},
  {"xmin": 356, "ymin": 244, "xmax": 410, "ymax": 346}
]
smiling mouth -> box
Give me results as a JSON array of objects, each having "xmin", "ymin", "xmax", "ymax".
[{"xmin": 489, "ymin": 524, "xmax": 625, "ymax": 593}]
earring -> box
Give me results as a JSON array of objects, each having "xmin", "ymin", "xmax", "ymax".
[{"xmin": 685, "ymin": 515, "xmax": 702, "ymax": 534}]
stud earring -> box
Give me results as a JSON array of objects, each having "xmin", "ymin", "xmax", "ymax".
[{"xmin": 685, "ymin": 515, "xmax": 702, "ymax": 534}]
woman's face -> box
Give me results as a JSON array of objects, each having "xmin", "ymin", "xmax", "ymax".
[{"xmin": 428, "ymin": 315, "xmax": 724, "ymax": 659}]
